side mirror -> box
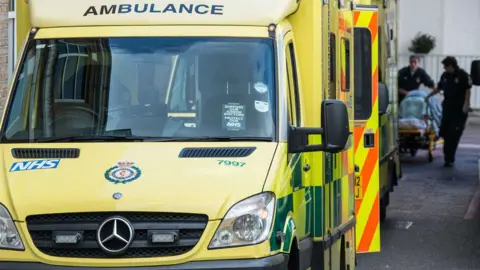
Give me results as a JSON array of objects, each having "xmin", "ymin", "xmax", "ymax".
[
  {"xmin": 470, "ymin": 60, "xmax": 480, "ymax": 86},
  {"xmin": 321, "ymin": 100, "xmax": 351, "ymax": 152},
  {"xmin": 288, "ymin": 100, "xmax": 351, "ymax": 153},
  {"xmin": 378, "ymin": 83, "xmax": 389, "ymax": 114}
]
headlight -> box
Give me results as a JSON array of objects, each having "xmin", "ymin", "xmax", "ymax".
[
  {"xmin": 0, "ymin": 204, "xmax": 23, "ymax": 250},
  {"xmin": 208, "ymin": 192, "xmax": 275, "ymax": 249}
]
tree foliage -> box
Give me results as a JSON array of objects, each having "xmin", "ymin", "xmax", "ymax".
[{"xmin": 408, "ymin": 32, "xmax": 436, "ymax": 54}]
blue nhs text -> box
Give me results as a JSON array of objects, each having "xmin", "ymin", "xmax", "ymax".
[
  {"xmin": 10, "ymin": 159, "xmax": 60, "ymax": 172},
  {"xmin": 83, "ymin": 4, "xmax": 224, "ymax": 16}
]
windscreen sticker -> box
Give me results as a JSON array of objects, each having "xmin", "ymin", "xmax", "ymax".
[
  {"xmin": 184, "ymin": 123, "xmax": 196, "ymax": 128},
  {"xmin": 105, "ymin": 161, "xmax": 141, "ymax": 184},
  {"xmin": 10, "ymin": 159, "xmax": 60, "ymax": 172},
  {"xmin": 254, "ymin": 82, "xmax": 268, "ymax": 94},
  {"xmin": 254, "ymin": 100, "xmax": 269, "ymax": 112},
  {"xmin": 222, "ymin": 103, "xmax": 245, "ymax": 131}
]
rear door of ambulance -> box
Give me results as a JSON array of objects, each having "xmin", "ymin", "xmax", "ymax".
[{"xmin": 353, "ymin": 5, "xmax": 381, "ymax": 253}]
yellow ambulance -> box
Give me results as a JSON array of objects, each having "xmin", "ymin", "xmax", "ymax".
[{"xmin": 3, "ymin": 0, "xmax": 362, "ymax": 269}]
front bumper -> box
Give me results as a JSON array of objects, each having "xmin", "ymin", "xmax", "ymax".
[{"xmin": 0, "ymin": 254, "xmax": 289, "ymax": 270}]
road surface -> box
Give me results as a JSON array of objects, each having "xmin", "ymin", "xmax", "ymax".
[{"xmin": 357, "ymin": 121, "xmax": 480, "ymax": 270}]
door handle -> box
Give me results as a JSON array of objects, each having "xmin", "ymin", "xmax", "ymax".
[
  {"xmin": 305, "ymin": 189, "xmax": 312, "ymax": 201},
  {"xmin": 303, "ymin": 164, "xmax": 311, "ymax": 172}
]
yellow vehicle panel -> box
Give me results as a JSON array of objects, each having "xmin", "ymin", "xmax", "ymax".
[
  {"xmin": 28, "ymin": 0, "xmax": 299, "ymax": 28},
  {"xmin": 4, "ymin": 143, "xmax": 279, "ymax": 220}
]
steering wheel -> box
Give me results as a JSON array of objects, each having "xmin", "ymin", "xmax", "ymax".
[{"xmin": 52, "ymin": 106, "xmax": 100, "ymax": 134}]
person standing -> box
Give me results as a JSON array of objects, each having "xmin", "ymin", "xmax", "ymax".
[
  {"xmin": 425, "ymin": 56, "xmax": 471, "ymax": 167},
  {"xmin": 398, "ymin": 55, "xmax": 435, "ymax": 104}
]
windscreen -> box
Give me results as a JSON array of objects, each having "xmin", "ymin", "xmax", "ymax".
[{"xmin": 2, "ymin": 37, "xmax": 276, "ymax": 142}]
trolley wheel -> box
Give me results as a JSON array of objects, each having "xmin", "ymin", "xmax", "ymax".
[
  {"xmin": 428, "ymin": 135, "xmax": 435, "ymax": 162},
  {"xmin": 428, "ymin": 151, "xmax": 434, "ymax": 162}
]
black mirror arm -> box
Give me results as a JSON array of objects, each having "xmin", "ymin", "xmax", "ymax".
[
  {"xmin": 287, "ymin": 126, "xmax": 326, "ymax": 153},
  {"xmin": 304, "ymin": 144, "xmax": 326, "ymax": 152},
  {"xmin": 325, "ymin": 144, "xmax": 343, "ymax": 151},
  {"xmin": 293, "ymin": 127, "xmax": 324, "ymax": 136}
]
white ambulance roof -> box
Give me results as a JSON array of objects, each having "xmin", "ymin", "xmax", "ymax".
[{"xmin": 30, "ymin": 0, "xmax": 299, "ymax": 28}]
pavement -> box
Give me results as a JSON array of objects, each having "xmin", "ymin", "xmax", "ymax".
[{"xmin": 357, "ymin": 115, "xmax": 480, "ymax": 270}]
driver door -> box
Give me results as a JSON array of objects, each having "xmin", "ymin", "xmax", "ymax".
[{"xmin": 284, "ymin": 32, "xmax": 311, "ymax": 240}]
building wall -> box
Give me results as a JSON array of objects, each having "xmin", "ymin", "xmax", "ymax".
[
  {"xmin": 398, "ymin": 0, "xmax": 480, "ymax": 109},
  {"xmin": 442, "ymin": 0, "xmax": 480, "ymax": 56},
  {"xmin": 398, "ymin": 0, "xmax": 480, "ymax": 56},
  {"xmin": 398, "ymin": 0, "xmax": 444, "ymax": 55}
]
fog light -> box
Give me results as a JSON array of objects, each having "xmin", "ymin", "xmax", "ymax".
[
  {"xmin": 150, "ymin": 231, "xmax": 177, "ymax": 244},
  {"xmin": 53, "ymin": 232, "xmax": 82, "ymax": 244}
]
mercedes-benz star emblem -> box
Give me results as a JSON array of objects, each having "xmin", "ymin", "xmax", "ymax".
[{"xmin": 97, "ymin": 216, "xmax": 134, "ymax": 255}]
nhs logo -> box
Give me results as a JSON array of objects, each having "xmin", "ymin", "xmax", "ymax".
[{"xmin": 10, "ymin": 159, "xmax": 60, "ymax": 172}]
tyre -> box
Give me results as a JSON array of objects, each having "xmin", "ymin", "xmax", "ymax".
[
  {"xmin": 380, "ymin": 203, "xmax": 387, "ymax": 222},
  {"xmin": 287, "ymin": 240, "xmax": 299, "ymax": 270},
  {"xmin": 340, "ymin": 237, "xmax": 346, "ymax": 270},
  {"xmin": 380, "ymin": 193, "xmax": 389, "ymax": 222}
]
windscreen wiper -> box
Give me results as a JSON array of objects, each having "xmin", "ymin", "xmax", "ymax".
[
  {"xmin": 154, "ymin": 136, "xmax": 274, "ymax": 142},
  {"xmin": 36, "ymin": 135, "xmax": 274, "ymax": 143},
  {"xmin": 36, "ymin": 135, "xmax": 150, "ymax": 142}
]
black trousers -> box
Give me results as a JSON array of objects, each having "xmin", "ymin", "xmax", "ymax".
[{"xmin": 439, "ymin": 111, "xmax": 468, "ymax": 163}]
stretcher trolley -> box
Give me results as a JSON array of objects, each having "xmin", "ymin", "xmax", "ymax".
[{"xmin": 398, "ymin": 89, "xmax": 443, "ymax": 162}]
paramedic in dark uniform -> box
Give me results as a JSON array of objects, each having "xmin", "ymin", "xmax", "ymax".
[
  {"xmin": 425, "ymin": 56, "xmax": 471, "ymax": 167},
  {"xmin": 398, "ymin": 55, "xmax": 435, "ymax": 104}
]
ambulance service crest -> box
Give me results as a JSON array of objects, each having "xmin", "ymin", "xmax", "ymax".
[{"xmin": 105, "ymin": 161, "xmax": 141, "ymax": 184}]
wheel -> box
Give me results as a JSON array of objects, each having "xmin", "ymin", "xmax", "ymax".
[
  {"xmin": 388, "ymin": 164, "xmax": 396, "ymax": 191},
  {"xmin": 380, "ymin": 203, "xmax": 387, "ymax": 222},
  {"xmin": 380, "ymin": 193, "xmax": 389, "ymax": 222},
  {"xmin": 340, "ymin": 237, "xmax": 346, "ymax": 270},
  {"xmin": 287, "ymin": 240, "xmax": 299, "ymax": 270}
]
